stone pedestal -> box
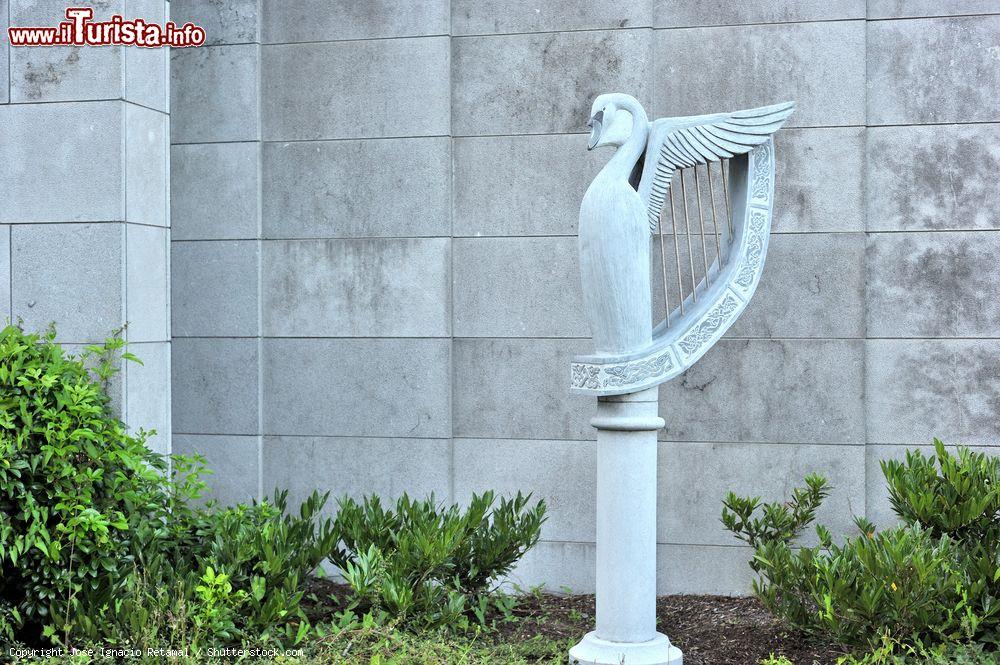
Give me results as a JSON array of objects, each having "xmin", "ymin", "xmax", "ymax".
[{"xmin": 569, "ymin": 387, "xmax": 682, "ymax": 665}]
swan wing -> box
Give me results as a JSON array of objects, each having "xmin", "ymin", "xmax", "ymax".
[{"xmin": 637, "ymin": 101, "xmax": 795, "ymax": 232}]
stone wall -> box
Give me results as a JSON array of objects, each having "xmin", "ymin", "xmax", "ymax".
[
  {"xmin": 169, "ymin": 1, "xmax": 1000, "ymax": 594},
  {"xmin": 0, "ymin": 0, "xmax": 171, "ymax": 455}
]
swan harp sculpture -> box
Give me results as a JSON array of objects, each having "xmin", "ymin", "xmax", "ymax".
[{"xmin": 571, "ymin": 93, "xmax": 794, "ymax": 396}]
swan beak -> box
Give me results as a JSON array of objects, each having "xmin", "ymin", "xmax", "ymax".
[{"xmin": 587, "ymin": 110, "xmax": 604, "ymax": 150}]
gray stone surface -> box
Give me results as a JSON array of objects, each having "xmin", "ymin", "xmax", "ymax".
[
  {"xmin": 867, "ymin": 124, "xmax": 1000, "ymax": 231},
  {"xmin": 262, "ymin": 238, "xmax": 450, "ymax": 337},
  {"xmin": 262, "ymin": 138, "xmax": 450, "ymax": 238},
  {"xmin": 263, "ymin": 38, "xmax": 449, "ymax": 141},
  {"xmin": 657, "ymin": 544, "xmax": 755, "ymax": 595},
  {"xmin": 868, "ymin": 16, "xmax": 1000, "ymax": 125},
  {"xmin": 453, "ymin": 338, "xmax": 595, "ymax": 440},
  {"xmin": 659, "ymin": 339, "xmax": 865, "ymax": 444},
  {"xmin": 126, "ymin": 104, "xmax": 168, "ymax": 227},
  {"xmin": 0, "ymin": 102, "xmax": 123, "ymax": 222},
  {"xmin": 172, "ymin": 337, "xmax": 259, "ymax": 434},
  {"xmin": 263, "ymin": 338, "xmax": 451, "ymax": 438},
  {"xmin": 170, "ymin": 44, "xmax": 259, "ymax": 143},
  {"xmin": 773, "ymin": 128, "xmax": 865, "ymax": 233},
  {"xmin": 868, "ymin": 0, "xmax": 1000, "ymax": 18},
  {"xmin": 453, "ymin": 134, "xmax": 604, "ymax": 237},
  {"xmin": 659, "ymin": 441, "xmax": 864, "ymax": 547},
  {"xmin": 126, "ymin": 224, "xmax": 169, "ymax": 342},
  {"xmin": 125, "ymin": 0, "xmax": 169, "ymax": 112},
  {"xmin": 173, "ymin": 434, "xmax": 260, "ymax": 505},
  {"xmin": 453, "ymin": 0, "xmax": 650, "ymax": 35},
  {"xmin": 868, "ymin": 232, "xmax": 1000, "ymax": 338},
  {"xmin": 1, "ymin": 4, "xmax": 8, "ymax": 104},
  {"xmin": 654, "ymin": 0, "xmax": 864, "ymax": 27},
  {"xmin": 11, "ymin": 223, "xmax": 124, "ymax": 343},
  {"xmin": 724, "ymin": 233, "xmax": 865, "ymax": 339},
  {"xmin": 172, "ymin": 0, "xmax": 259, "ymax": 45},
  {"xmin": 9, "ymin": 1, "xmax": 123, "ymax": 102},
  {"xmin": 454, "ymin": 438, "xmax": 596, "ymax": 542},
  {"xmin": 867, "ymin": 340, "xmax": 1000, "ymax": 447},
  {"xmin": 263, "ymin": 436, "xmax": 451, "ymax": 518},
  {"xmin": 172, "ymin": 240, "xmax": 259, "ymax": 337},
  {"xmin": 654, "ymin": 21, "xmax": 864, "ymax": 128},
  {"xmin": 262, "ymin": 0, "xmax": 448, "ymax": 43},
  {"xmin": 171, "ymin": 142, "xmax": 260, "ymax": 240},
  {"xmin": 509, "ymin": 541, "xmax": 596, "ymax": 594},
  {"xmin": 126, "ymin": 342, "xmax": 171, "ymax": 455},
  {"xmin": 452, "ymin": 29, "xmax": 650, "ymax": 136},
  {"xmin": 453, "ymin": 237, "xmax": 588, "ymax": 338},
  {"xmin": 0, "ymin": 226, "xmax": 9, "ymax": 321}
]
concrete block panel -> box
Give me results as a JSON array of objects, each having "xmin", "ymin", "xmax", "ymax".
[
  {"xmin": 453, "ymin": 237, "xmax": 588, "ymax": 338},
  {"xmin": 126, "ymin": 103, "xmax": 168, "ymax": 227},
  {"xmin": 454, "ymin": 438, "xmax": 596, "ymax": 543},
  {"xmin": 262, "ymin": 338, "xmax": 451, "ymax": 438},
  {"xmin": 172, "ymin": 240, "xmax": 259, "ymax": 337},
  {"xmin": 868, "ymin": 232, "xmax": 1000, "ymax": 338},
  {"xmin": 11, "ymin": 223, "xmax": 124, "ymax": 343},
  {"xmin": 725, "ymin": 232, "xmax": 865, "ymax": 339},
  {"xmin": 867, "ymin": 340, "xmax": 1000, "ymax": 447},
  {"xmin": 172, "ymin": 0, "xmax": 259, "ymax": 45},
  {"xmin": 172, "ymin": 337, "xmax": 259, "ymax": 434},
  {"xmin": 659, "ymin": 441, "xmax": 864, "ymax": 547},
  {"xmin": 868, "ymin": 16, "xmax": 1000, "ymax": 125},
  {"xmin": 869, "ymin": 1, "xmax": 1000, "ymax": 20},
  {"xmin": 452, "ymin": 29, "xmax": 650, "ymax": 136},
  {"xmin": 868, "ymin": 124, "xmax": 1000, "ymax": 232},
  {"xmin": 0, "ymin": 226, "xmax": 9, "ymax": 321},
  {"xmin": 263, "ymin": 37, "xmax": 449, "ymax": 141},
  {"xmin": 657, "ymin": 544, "xmax": 755, "ymax": 596},
  {"xmin": 262, "ymin": 238, "xmax": 450, "ymax": 337},
  {"xmin": 126, "ymin": 224, "xmax": 169, "ymax": 342},
  {"xmin": 654, "ymin": 0, "xmax": 864, "ymax": 27},
  {"xmin": 453, "ymin": 0, "xmax": 650, "ymax": 35},
  {"xmin": 125, "ymin": 341, "xmax": 171, "ymax": 456},
  {"xmin": 262, "ymin": 138, "xmax": 450, "ymax": 238},
  {"xmin": 654, "ymin": 22, "xmax": 864, "ymax": 128},
  {"xmin": 659, "ymin": 339, "xmax": 865, "ymax": 444},
  {"xmin": 9, "ymin": 1, "xmax": 123, "ymax": 102},
  {"xmin": 509, "ymin": 541, "xmax": 596, "ymax": 594},
  {"xmin": 173, "ymin": 434, "xmax": 260, "ymax": 505},
  {"xmin": 0, "ymin": 102, "xmax": 123, "ymax": 222},
  {"xmin": 170, "ymin": 44, "xmax": 259, "ymax": 143},
  {"xmin": 125, "ymin": 0, "xmax": 168, "ymax": 111},
  {"xmin": 773, "ymin": 127, "xmax": 865, "ymax": 233},
  {"xmin": 262, "ymin": 436, "xmax": 451, "ymax": 519},
  {"xmin": 171, "ymin": 142, "xmax": 259, "ymax": 240},
  {"xmin": 1, "ymin": 5, "xmax": 8, "ymax": 104},
  {"xmin": 453, "ymin": 338, "xmax": 595, "ymax": 440},
  {"xmin": 262, "ymin": 0, "xmax": 448, "ymax": 43},
  {"xmin": 453, "ymin": 134, "xmax": 604, "ymax": 237}
]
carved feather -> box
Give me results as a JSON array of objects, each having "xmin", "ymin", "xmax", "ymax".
[{"xmin": 638, "ymin": 101, "xmax": 795, "ymax": 232}]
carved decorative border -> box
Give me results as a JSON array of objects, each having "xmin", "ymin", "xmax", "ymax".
[{"xmin": 676, "ymin": 291, "xmax": 741, "ymax": 359}]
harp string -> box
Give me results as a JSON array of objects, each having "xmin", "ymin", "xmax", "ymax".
[
  {"xmin": 720, "ymin": 159, "xmax": 733, "ymax": 236},
  {"xmin": 657, "ymin": 212, "xmax": 670, "ymax": 326},
  {"xmin": 679, "ymin": 170, "xmax": 698, "ymax": 303},
  {"xmin": 706, "ymin": 161, "xmax": 724, "ymax": 264},
  {"xmin": 693, "ymin": 166, "xmax": 711, "ymax": 285},
  {"xmin": 668, "ymin": 183, "xmax": 685, "ymax": 317}
]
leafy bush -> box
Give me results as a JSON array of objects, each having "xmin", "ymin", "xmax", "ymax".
[
  {"xmin": 331, "ymin": 492, "xmax": 547, "ymax": 629},
  {"xmin": 723, "ymin": 440, "xmax": 1000, "ymax": 651}
]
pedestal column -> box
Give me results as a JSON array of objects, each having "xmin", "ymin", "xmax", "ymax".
[{"xmin": 569, "ymin": 387, "xmax": 682, "ymax": 665}]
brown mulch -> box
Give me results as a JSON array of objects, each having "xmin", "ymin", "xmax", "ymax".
[{"xmin": 304, "ymin": 578, "xmax": 845, "ymax": 664}]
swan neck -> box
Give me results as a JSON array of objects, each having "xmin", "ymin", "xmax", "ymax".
[{"xmin": 605, "ymin": 101, "xmax": 648, "ymax": 179}]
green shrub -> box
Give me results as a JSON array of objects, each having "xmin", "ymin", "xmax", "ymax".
[
  {"xmin": 722, "ymin": 440, "xmax": 1000, "ymax": 651},
  {"xmin": 331, "ymin": 491, "xmax": 547, "ymax": 629},
  {"xmin": 0, "ymin": 324, "xmax": 169, "ymax": 643}
]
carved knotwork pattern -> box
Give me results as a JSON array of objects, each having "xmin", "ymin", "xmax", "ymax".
[
  {"xmin": 603, "ymin": 353, "xmax": 674, "ymax": 387},
  {"xmin": 571, "ymin": 364, "xmax": 601, "ymax": 390},
  {"xmin": 677, "ymin": 293, "xmax": 741, "ymax": 355},
  {"xmin": 750, "ymin": 141, "xmax": 773, "ymax": 203},
  {"xmin": 734, "ymin": 209, "xmax": 768, "ymax": 290}
]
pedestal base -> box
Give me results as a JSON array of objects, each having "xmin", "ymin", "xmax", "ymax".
[{"xmin": 569, "ymin": 631, "xmax": 682, "ymax": 665}]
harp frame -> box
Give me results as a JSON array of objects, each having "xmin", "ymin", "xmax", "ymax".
[{"xmin": 570, "ymin": 139, "xmax": 775, "ymax": 397}]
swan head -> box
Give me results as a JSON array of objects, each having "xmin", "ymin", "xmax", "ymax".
[{"xmin": 587, "ymin": 93, "xmax": 641, "ymax": 150}]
